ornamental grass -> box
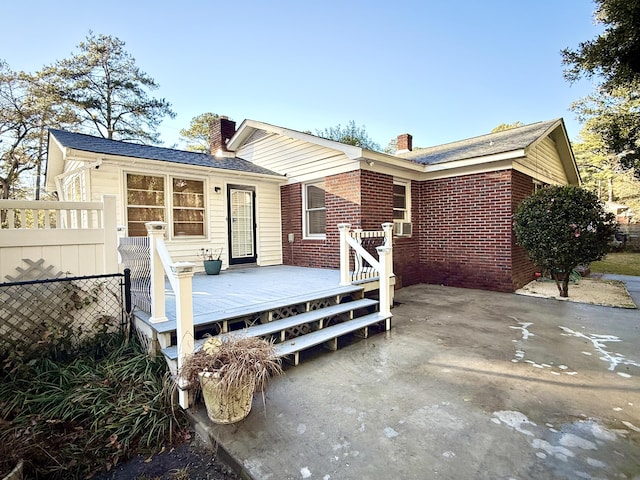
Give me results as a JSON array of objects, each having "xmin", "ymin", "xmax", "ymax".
[
  {"xmin": 0, "ymin": 333, "xmax": 189, "ymax": 479},
  {"xmin": 179, "ymin": 336, "xmax": 283, "ymax": 402}
]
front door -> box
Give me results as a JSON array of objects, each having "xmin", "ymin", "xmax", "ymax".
[{"xmin": 227, "ymin": 185, "xmax": 257, "ymax": 265}]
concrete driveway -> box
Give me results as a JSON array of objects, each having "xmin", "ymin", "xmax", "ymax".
[{"xmin": 196, "ymin": 281, "xmax": 640, "ymax": 480}]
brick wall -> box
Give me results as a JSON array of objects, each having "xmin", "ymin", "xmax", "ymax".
[
  {"xmin": 418, "ymin": 170, "xmax": 515, "ymax": 292},
  {"xmin": 280, "ymin": 168, "xmax": 536, "ymax": 292},
  {"xmin": 281, "ymin": 171, "xmax": 365, "ymax": 268},
  {"xmin": 511, "ymin": 170, "xmax": 538, "ymax": 289},
  {"xmin": 392, "ymin": 180, "xmax": 421, "ymax": 288}
]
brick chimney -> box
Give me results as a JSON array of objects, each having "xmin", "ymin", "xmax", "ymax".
[
  {"xmin": 210, "ymin": 116, "xmax": 236, "ymax": 154},
  {"xmin": 396, "ymin": 133, "xmax": 413, "ymax": 153}
]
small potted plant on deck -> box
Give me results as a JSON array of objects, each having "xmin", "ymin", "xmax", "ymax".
[
  {"xmin": 200, "ymin": 248, "xmax": 223, "ymax": 275},
  {"xmin": 179, "ymin": 336, "xmax": 283, "ymax": 424}
]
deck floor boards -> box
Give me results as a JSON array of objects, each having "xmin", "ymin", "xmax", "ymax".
[{"xmin": 159, "ymin": 265, "xmax": 354, "ymax": 324}]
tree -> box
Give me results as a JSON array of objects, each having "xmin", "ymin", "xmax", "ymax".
[
  {"xmin": 0, "ymin": 61, "xmax": 77, "ymax": 200},
  {"xmin": 491, "ymin": 122, "xmax": 524, "ymax": 133},
  {"xmin": 514, "ymin": 185, "xmax": 616, "ymax": 298},
  {"xmin": 316, "ymin": 120, "xmax": 381, "ymax": 151},
  {"xmin": 179, "ymin": 112, "xmax": 219, "ymax": 152},
  {"xmin": 571, "ymin": 84, "xmax": 640, "ymax": 178},
  {"xmin": 43, "ymin": 32, "xmax": 175, "ymax": 143},
  {"xmin": 562, "ymin": 0, "xmax": 640, "ymax": 91},
  {"xmin": 573, "ymin": 123, "xmax": 640, "ymax": 219},
  {"xmin": 0, "ymin": 61, "xmax": 34, "ymax": 200},
  {"xmin": 563, "ymin": 0, "xmax": 640, "ymax": 178}
]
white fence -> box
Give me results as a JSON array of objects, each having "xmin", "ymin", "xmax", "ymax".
[{"xmin": 0, "ymin": 196, "xmax": 118, "ymax": 281}]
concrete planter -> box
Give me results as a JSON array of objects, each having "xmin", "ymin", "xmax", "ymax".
[{"xmin": 198, "ymin": 371, "xmax": 254, "ymax": 424}]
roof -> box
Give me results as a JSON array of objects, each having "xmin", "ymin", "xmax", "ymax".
[
  {"xmin": 48, "ymin": 129, "xmax": 282, "ymax": 177},
  {"xmin": 397, "ymin": 119, "xmax": 561, "ymax": 165}
]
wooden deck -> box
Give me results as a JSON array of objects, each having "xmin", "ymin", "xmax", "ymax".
[
  {"xmin": 139, "ymin": 264, "xmax": 391, "ymax": 379},
  {"xmin": 162, "ymin": 265, "xmax": 351, "ymax": 324}
]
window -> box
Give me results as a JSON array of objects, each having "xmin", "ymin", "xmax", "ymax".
[
  {"xmin": 172, "ymin": 178, "xmax": 205, "ymax": 236},
  {"xmin": 126, "ymin": 174, "xmax": 205, "ymax": 237},
  {"xmin": 304, "ymin": 182, "xmax": 326, "ymax": 238},
  {"xmin": 393, "ymin": 180, "xmax": 410, "ymax": 222}
]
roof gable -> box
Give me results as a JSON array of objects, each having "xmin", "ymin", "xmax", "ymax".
[{"xmin": 48, "ymin": 129, "xmax": 282, "ymax": 176}]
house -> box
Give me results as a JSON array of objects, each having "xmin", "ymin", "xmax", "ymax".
[
  {"xmin": 46, "ymin": 117, "xmax": 579, "ymax": 293},
  {"xmin": 45, "ymin": 125, "xmax": 287, "ymax": 268}
]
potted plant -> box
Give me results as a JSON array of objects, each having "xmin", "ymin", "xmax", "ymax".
[
  {"xmin": 200, "ymin": 248, "xmax": 223, "ymax": 275},
  {"xmin": 179, "ymin": 336, "xmax": 283, "ymax": 424}
]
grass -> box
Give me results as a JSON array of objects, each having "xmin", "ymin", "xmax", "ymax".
[
  {"xmin": 0, "ymin": 333, "xmax": 189, "ymax": 479},
  {"xmin": 590, "ymin": 252, "xmax": 640, "ymax": 276}
]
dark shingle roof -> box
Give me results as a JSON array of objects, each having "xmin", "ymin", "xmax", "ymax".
[
  {"xmin": 49, "ymin": 129, "xmax": 282, "ymax": 176},
  {"xmin": 397, "ymin": 119, "xmax": 560, "ymax": 165}
]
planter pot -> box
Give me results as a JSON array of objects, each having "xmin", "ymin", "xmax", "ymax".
[
  {"xmin": 203, "ymin": 259, "xmax": 222, "ymax": 275},
  {"xmin": 198, "ymin": 371, "xmax": 254, "ymax": 424},
  {"xmin": 2, "ymin": 460, "xmax": 23, "ymax": 480}
]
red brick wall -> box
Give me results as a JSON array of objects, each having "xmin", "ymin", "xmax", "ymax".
[
  {"xmin": 418, "ymin": 170, "xmax": 515, "ymax": 292},
  {"xmin": 281, "ymin": 171, "xmax": 365, "ymax": 268},
  {"xmin": 280, "ymin": 168, "xmax": 537, "ymax": 292},
  {"xmin": 280, "ymin": 170, "xmax": 421, "ymax": 288},
  {"xmin": 511, "ymin": 170, "xmax": 538, "ymax": 289},
  {"xmin": 392, "ymin": 180, "xmax": 421, "ymax": 288}
]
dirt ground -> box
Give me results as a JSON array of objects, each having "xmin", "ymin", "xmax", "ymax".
[
  {"xmin": 91, "ymin": 435, "xmax": 239, "ymax": 480},
  {"xmin": 516, "ymin": 276, "xmax": 636, "ymax": 308}
]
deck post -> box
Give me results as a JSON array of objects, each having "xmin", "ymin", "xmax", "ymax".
[
  {"xmin": 381, "ymin": 222, "xmax": 395, "ymax": 306},
  {"xmin": 173, "ymin": 262, "xmax": 195, "ymax": 409},
  {"xmin": 376, "ymin": 245, "xmax": 392, "ymax": 317},
  {"xmin": 146, "ymin": 222, "xmax": 168, "ymax": 323},
  {"xmin": 338, "ymin": 223, "xmax": 351, "ymax": 286}
]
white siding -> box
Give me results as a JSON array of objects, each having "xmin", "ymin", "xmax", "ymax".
[
  {"xmin": 57, "ymin": 158, "xmax": 284, "ymax": 273},
  {"xmin": 236, "ymin": 131, "xmax": 356, "ymax": 182},
  {"xmin": 256, "ymin": 183, "xmax": 282, "ymax": 266},
  {"xmin": 518, "ymin": 137, "xmax": 569, "ymax": 185}
]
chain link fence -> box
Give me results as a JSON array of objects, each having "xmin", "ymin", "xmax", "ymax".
[{"xmin": 0, "ymin": 271, "xmax": 131, "ymax": 356}]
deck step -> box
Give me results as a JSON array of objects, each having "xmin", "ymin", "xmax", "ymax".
[
  {"xmin": 161, "ymin": 298, "xmax": 379, "ymax": 361},
  {"xmin": 273, "ymin": 312, "xmax": 391, "ymax": 365}
]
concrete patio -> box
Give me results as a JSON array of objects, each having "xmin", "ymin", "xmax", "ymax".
[{"xmin": 191, "ymin": 276, "xmax": 640, "ymax": 479}]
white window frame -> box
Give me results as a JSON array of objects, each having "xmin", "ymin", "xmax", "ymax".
[
  {"xmin": 302, "ymin": 181, "xmax": 326, "ymax": 239},
  {"xmin": 124, "ymin": 172, "xmax": 207, "ymax": 239},
  {"xmin": 393, "ymin": 179, "xmax": 411, "ymax": 223}
]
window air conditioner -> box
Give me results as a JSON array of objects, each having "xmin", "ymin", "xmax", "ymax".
[{"xmin": 393, "ymin": 222, "xmax": 412, "ymax": 237}]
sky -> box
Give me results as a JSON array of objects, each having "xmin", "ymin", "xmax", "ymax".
[{"xmin": 1, "ymin": 0, "xmax": 603, "ymax": 150}]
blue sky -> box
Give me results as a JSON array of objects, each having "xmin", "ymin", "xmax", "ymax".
[{"xmin": 2, "ymin": 0, "xmax": 602, "ymax": 149}]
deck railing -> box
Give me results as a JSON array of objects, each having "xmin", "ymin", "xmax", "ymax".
[
  {"xmin": 338, "ymin": 223, "xmax": 394, "ymax": 315},
  {"xmin": 145, "ymin": 221, "xmax": 195, "ymax": 409}
]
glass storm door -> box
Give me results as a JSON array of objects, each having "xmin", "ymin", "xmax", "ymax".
[{"xmin": 228, "ymin": 185, "xmax": 257, "ymax": 265}]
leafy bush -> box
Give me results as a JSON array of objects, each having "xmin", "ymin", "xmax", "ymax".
[
  {"xmin": 0, "ymin": 334, "xmax": 189, "ymax": 479},
  {"xmin": 514, "ymin": 185, "xmax": 617, "ymax": 297}
]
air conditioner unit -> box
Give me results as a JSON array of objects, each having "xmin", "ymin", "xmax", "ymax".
[{"xmin": 393, "ymin": 222, "xmax": 412, "ymax": 237}]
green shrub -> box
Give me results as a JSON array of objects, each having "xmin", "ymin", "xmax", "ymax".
[{"xmin": 514, "ymin": 185, "xmax": 617, "ymax": 297}]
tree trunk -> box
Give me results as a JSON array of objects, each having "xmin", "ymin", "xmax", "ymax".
[
  {"xmin": 560, "ymin": 276, "xmax": 569, "ymax": 297},
  {"xmin": 553, "ymin": 270, "xmax": 570, "ymax": 298}
]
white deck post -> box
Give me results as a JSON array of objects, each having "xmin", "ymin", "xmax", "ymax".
[
  {"xmin": 338, "ymin": 223, "xmax": 351, "ymax": 286},
  {"xmin": 376, "ymin": 245, "xmax": 392, "ymax": 317},
  {"xmin": 173, "ymin": 262, "xmax": 195, "ymax": 409},
  {"xmin": 146, "ymin": 221, "xmax": 168, "ymax": 323},
  {"xmin": 381, "ymin": 222, "xmax": 395, "ymax": 305},
  {"xmin": 102, "ymin": 195, "xmax": 118, "ymax": 273}
]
